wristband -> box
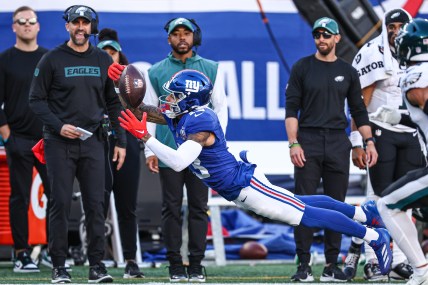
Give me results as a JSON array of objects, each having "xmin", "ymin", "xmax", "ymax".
[
  {"xmin": 349, "ymin": 131, "xmax": 363, "ymax": 147},
  {"xmin": 289, "ymin": 143, "xmax": 301, "ymax": 149},
  {"xmin": 288, "ymin": 140, "xmax": 299, "ymax": 148},
  {"xmin": 351, "ymin": 145, "xmax": 363, "ymax": 149}
]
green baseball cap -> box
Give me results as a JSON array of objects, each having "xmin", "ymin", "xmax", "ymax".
[
  {"xmin": 167, "ymin": 18, "xmax": 195, "ymax": 34},
  {"xmin": 312, "ymin": 17, "xmax": 339, "ymax": 34},
  {"xmin": 97, "ymin": 40, "xmax": 122, "ymax": 52}
]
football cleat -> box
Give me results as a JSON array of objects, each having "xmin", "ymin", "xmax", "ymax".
[
  {"xmin": 362, "ymin": 200, "xmax": 386, "ymax": 228},
  {"xmin": 368, "ymin": 228, "xmax": 392, "ymax": 275}
]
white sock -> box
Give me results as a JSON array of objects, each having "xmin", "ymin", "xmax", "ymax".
[
  {"xmin": 351, "ymin": 236, "xmax": 364, "ymax": 245},
  {"xmin": 363, "ymin": 228, "xmax": 379, "ymax": 245},
  {"xmin": 353, "ymin": 207, "xmax": 367, "ymax": 223},
  {"xmin": 415, "ymin": 264, "xmax": 428, "ymax": 276}
]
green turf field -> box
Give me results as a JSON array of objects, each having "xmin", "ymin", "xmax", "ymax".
[{"xmin": 0, "ymin": 263, "xmax": 406, "ymax": 284}]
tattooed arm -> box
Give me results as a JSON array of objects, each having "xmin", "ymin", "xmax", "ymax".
[{"xmin": 138, "ymin": 104, "xmax": 167, "ymax": 124}]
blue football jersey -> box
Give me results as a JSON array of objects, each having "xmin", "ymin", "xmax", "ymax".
[{"xmin": 164, "ymin": 107, "xmax": 256, "ymax": 201}]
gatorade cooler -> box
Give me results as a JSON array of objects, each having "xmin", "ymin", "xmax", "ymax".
[{"xmin": 0, "ymin": 147, "xmax": 47, "ymax": 245}]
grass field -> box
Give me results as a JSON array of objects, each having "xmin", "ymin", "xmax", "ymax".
[{"xmin": 0, "ymin": 262, "xmax": 407, "ymax": 284}]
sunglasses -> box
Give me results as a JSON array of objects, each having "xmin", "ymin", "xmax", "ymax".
[
  {"xmin": 14, "ymin": 17, "xmax": 38, "ymax": 25},
  {"xmin": 312, "ymin": 31, "xmax": 333, "ymax": 39}
]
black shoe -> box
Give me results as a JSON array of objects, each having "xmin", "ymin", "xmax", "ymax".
[
  {"xmin": 343, "ymin": 241, "xmax": 362, "ymax": 280},
  {"xmin": 13, "ymin": 250, "xmax": 40, "ymax": 273},
  {"xmin": 187, "ymin": 263, "xmax": 206, "ymax": 282},
  {"xmin": 363, "ymin": 262, "xmax": 389, "ymax": 282},
  {"xmin": 168, "ymin": 263, "xmax": 188, "ymax": 282},
  {"xmin": 389, "ymin": 262, "xmax": 413, "ymax": 280},
  {"xmin": 320, "ymin": 263, "xmax": 348, "ymax": 282},
  {"xmin": 291, "ymin": 263, "xmax": 314, "ymax": 282},
  {"xmin": 123, "ymin": 261, "xmax": 144, "ymax": 279},
  {"xmin": 88, "ymin": 262, "xmax": 113, "ymax": 283},
  {"xmin": 51, "ymin": 266, "xmax": 71, "ymax": 284}
]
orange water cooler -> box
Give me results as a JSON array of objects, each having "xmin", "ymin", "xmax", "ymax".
[{"xmin": 0, "ymin": 147, "xmax": 47, "ymax": 245}]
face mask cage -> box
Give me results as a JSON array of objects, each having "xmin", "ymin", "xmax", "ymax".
[{"xmin": 159, "ymin": 91, "xmax": 188, "ymax": 118}]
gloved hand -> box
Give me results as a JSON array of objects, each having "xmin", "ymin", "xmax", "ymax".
[
  {"xmin": 118, "ymin": 109, "xmax": 148, "ymax": 139},
  {"xmin": 108, "ymin": 62, "xmax": 125, "ymax": 81},
  {"xmin": 369, "ymin": 105, "xmax": 402, "ymax": 125}
]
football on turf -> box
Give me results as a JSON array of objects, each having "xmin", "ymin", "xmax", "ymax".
[
  {"xmin": 239, "ymin": 241, "xmax": 268, "ymax": 259},
  {"xmin": 118, "ymin": 64, "xmax": 146, "ymax": 108}
]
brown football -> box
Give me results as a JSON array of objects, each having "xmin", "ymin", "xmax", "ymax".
[
  {"xmin": 239, "ymin": 241, "xmax": 268, "ymax": 259},
  {"xmin": 118, "ymin": 64, "xmax": 146, "ymax": 108}
]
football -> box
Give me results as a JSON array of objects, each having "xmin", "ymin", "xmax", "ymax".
[
  {"xmin": 118, "ymin": 64, "xmax": 146, "ymax": 108},
  {"xmin": 239, "ymin": 241, "xmax": 268, "ymax": 259}
]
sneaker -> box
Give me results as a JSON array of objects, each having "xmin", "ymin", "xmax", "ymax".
[
  {"xmin": 390, "ymin": 262, "xmax": 413, "ymax": 280},
  {"xmin": 13, "ymin": 250, "xmax": 40, "ymax": 273},
  {"xmin": 168, "ymin": 263, "xmax": 188, "ymax": 282},
  {"xmin": 88, "ymin": 262, "xmax": 113, "ymax": 283},
  {"xmin": 291, "ymin": 263, "xmax": 314, "ymax": 282},
  {"xmin": 406, "ymin": 270, "xmax": 428, "ymax": 285},
  {"xmin": 52, "ymin": 266, "xmax": 71, "ymax": 284},
  {"xmin": 188, "ymin": 263, "xmax": 206, "ymax": 282},
  {"xmin": 40, "ymin": 250, "xmax": 72, "ymax": 272},
  {"xmin": 343, "ymin": 241, "xmax": 362, "ymax": 280},
  {"xmin": 362, "ymin": 200, "xmax": 386, "ymax": 228},
  {"xmin": 364, "ymin": 262, "xmax": 389, "ymax": 282},
  {"xmin": 320, "ymin": 263, "xmax": 348, "ymax": 282},
  {"xmin": 123, "ymin": 261, "xmax": 144, "ymax": 279},
  {"xmin": 369, "ymin": 228, "xmax": 392, "ymax": 275}
]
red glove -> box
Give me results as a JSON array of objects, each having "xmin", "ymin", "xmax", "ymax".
[
  {"xmin": 118, "ymin": 109, "xmax": 148, "ymax": 139},
  {"xmin": 108, "ymin": 62, "xmax": 125, "ymax": 81}
]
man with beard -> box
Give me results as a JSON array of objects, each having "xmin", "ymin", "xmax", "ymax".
[
  {"xmin": 285, "ymin": 17, "xmax": 377, "ymax": 282},
  {"xmin": 29, "ymin": 5, "xmax": 126, "ymax": 284},
  {"xmin": 344, "ymin": 8, "xmax": 422, "ymax": 282},
  {"xmin": 109, "ymin": 17, "xmax": 227, "ymax": 282}
]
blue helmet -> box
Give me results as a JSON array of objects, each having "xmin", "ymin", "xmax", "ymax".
[{"xmin": 161, "ymin": 69, "xmax": 213, "ymax": 118}]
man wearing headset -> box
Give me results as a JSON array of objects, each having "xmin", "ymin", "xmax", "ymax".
[
  {"xmin": 109, "ymin": 17, "xmax": 227, "ymax": 282},
  {"xmin": 29, "ymin": 5, "xmax": 126, "ymax": 283}
]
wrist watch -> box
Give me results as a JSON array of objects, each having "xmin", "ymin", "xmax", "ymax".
[{"xmin": 365, "ymin": 137, "xmax": 376, "ymax": 145}]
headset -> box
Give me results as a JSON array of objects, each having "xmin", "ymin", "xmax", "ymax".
[
  {"xmin": 164, "ymin": 18, "xmax": 202, "ymax": 47},
  {"xmin": 63, "ymin": 5, "xmax": 99, "ymax": 35}
]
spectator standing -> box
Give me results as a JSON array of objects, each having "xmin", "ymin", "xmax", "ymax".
[
  {"xmin": 285, "ymin": 17, "xmax": 377, "ymax": 282},
  {"xmin": 344, "ymin": 8, "xmax": 424, "ymax": 282},
  {"xmin": 0, "ymin": 6, "xmax": 49, "ymax": 274},
  {"xmin": 97, "ymin": 28, "xmax": 144, "ymax": 279},
  {"xmin": 111, "ymin": 17, "xmax": 228, "ymax": 282},
  {"xmin": 29, "ymin": 5, "xmax": 126, "ymax": 283}
]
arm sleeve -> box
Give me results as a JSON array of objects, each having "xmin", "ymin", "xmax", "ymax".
[
  {"xmin": 145, "ymin": 137, "xmax": 202, "ymax": 172},
  {"xmin": 285, "ymin": 62, "xmax": 302, "ymax": 119},
  {"xmin": 210, "ymin": 71, "xmax": 228, "ymax": 134},
  {"xmin": 143, "ymin": 73, "xmax": 158, "ymax": 158},
  {"xmin": 29, "ymin": 54, "xmax": 64, "ymax": 133}
]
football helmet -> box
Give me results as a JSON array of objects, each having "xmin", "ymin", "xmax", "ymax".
[
  {"xmin": 395, "ymin": 18, "xmax": 428, "ymax": 65},
  {"xmin": 160, "ymin": 69, "xmax": 213, "ymax": 118}
]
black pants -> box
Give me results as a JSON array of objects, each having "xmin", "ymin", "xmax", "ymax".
[
  {"xmin": 293, "ymin": 128, "xmax": 351, "ymax": 265},
  {"xmin": 5, "ymin": 134, "xmax": 50, "ymax": 250},
  {"xmin": 159, "ymin": 167, "xmax": 208, "ymax": 265},
  {"xmin": 45, "ymin": 134, "xmax": 106, "ymax": 267},
  {"xmin": 370, "ymin": 124, "xmax": 426, "ymax": 196},
  {"xmin": 104, "ymin": 132, "xmax": 141, "ymax": 260}
]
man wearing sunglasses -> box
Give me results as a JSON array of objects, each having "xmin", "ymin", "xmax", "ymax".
[
  {"xmin": 285, "ymin": 17, "xmax": 377, "ymax": 282},
  {"xmin": 0, "ymin": 6, "xmax": 49, "ymax": 274},
  {"xmin": 345, "ymin": 8, "xmax": 422, "ymax": 282}
]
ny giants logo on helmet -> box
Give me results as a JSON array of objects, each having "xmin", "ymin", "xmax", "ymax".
[{"xmin": 185, "ymin": 80, "xmax": 200, "ymax": 93}]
